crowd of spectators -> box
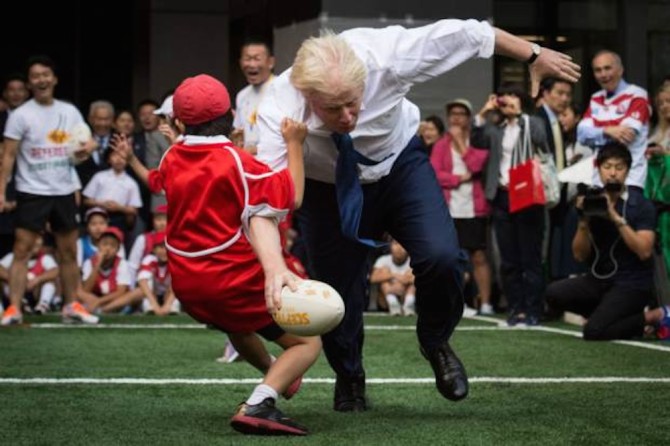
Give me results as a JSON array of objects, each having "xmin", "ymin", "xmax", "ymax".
[{"xmin": 0, "ymin": 43, "xmax": 668, "ymax": 341}]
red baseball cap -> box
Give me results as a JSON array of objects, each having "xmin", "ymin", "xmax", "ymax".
[
  {"xmin": 154, "ymin": 204, "xmax": 168, "ymax": 215},
  {"xmin": 173, "ymin": 74, "xmax": 231, "ymax": 125},
  {"xmin": 100, "ymin": 227, "xmax": 124, "ymax": 243}
]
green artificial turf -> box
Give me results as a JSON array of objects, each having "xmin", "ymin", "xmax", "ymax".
[{"xmin": 1, "ymin": 314, "xmax": 669, "ymax": 445}]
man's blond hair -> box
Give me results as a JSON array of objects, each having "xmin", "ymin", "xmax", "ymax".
[{"xmin": 290, "ymin": 30, "xmax": 367, "ymax": 98}]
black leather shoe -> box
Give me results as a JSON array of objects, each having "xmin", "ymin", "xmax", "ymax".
[
  {"xmin": 334, "ymin": 374, "xmax": 368, "ymax": 412},
  {"xmin": 421, "ymin": 341, "xmax": 469, "ymax": 401}
]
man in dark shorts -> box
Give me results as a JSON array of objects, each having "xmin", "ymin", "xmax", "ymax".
[{"xmin": 0, "ymin": 55, "xmax": 98, "ymax": 325}]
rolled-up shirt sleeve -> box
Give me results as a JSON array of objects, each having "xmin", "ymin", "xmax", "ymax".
[
  {"xmin": 577, "ymin": 116, "xmax": 607, "ymax": 147},
  {"xmin": 344, "ymin": 19, "xmax": 495, "ymax": 87}
]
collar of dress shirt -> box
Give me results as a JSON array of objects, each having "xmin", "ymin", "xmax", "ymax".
[
  {"xmin": 606, "ymin": 79, "xmax": 629, "ymax": 98},
  {"xmin": 542, "ymin": 103, "xmax": 559, "ymax": 124}
]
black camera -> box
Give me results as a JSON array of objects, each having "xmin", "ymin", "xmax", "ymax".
[{"xmin": 577, "ymin": 182, "xmax": 624, "ymax": 218}]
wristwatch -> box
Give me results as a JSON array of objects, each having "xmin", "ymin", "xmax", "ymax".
[
  {"xmin": 615, "ymin": 217, "xmax": 628, "ymax": 228},
  {"xmin": 526, "ymin": 43, "xmax": 541, "ymax": 64}
]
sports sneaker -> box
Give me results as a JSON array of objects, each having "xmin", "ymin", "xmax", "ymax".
[
  {"xmin": 282, "ymin": 374, "xmax": 303, "ymax": 400},
  {"xmin": 34, "ymin": 302, "xmax": 50, "ymax": 315},
  {"xmin": 0, "ymin": 305, "xmax": 22, "ymax": 326},
  {"xmin": 657, "ymin": 306, "xmax": 670, "ymax": 341},
  {"xmin": 216, "ymin": 341, "xmax": 242, "ymax": 363},
  {"xmin": 478, "ymin": 303, "xmax": 495, "ymax": 316},
  {"xmin": 62, "ymin": 302, "xmax": 99, "ymax": 324},
  {"xmin": 230, "ymin": 398, "xmax": 308, "ymax": 436}
]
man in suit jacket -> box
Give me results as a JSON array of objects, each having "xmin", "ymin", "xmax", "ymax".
[
  {"xmin": 536, "ymin": 78, "xmax": 581, "ymax": 281},
  {"xmin": 76, "ymin": 100, "xmax": 116, "ymax": 188}
]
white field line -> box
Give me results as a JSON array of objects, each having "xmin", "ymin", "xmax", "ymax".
[
  {"xmin": 0, "ymin": 377, "xmax": 669, "ymax": 385},
  {"xmin": 22, "ymin": 321, "xmax": 670, "ymax": 353}
]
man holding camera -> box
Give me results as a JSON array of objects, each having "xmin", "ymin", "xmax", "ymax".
[{"xmin": 546, "ymin": 142, "xmax": 670, "ymax": 340}]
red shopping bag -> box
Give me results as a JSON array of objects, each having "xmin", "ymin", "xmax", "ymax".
[
  {"xmin": 508, "ymin": 158, "xmax": 546, "ymax": 212},
  {"xmin": 508, "ymin": 115, "xmax": 547, "ymax": 213}
]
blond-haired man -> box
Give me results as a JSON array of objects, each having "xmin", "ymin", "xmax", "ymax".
[{"xmin": 257, "ymin": 20, "xmax": 580, "ymax": 412}]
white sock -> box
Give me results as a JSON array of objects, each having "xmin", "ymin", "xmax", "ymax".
[
  {"xmin": 385, "ymin": 294, "xmax": 401, "ymax": 314},
  {"xmin": 39, "ymin": 282, "xmax": 56, "ymax": 306},
  {"xmin": 246, "ymin": 383, "xmax": 279, "ymax": 405},
  {"xmin": 403, "ymin": 294, "xmax": 415, "ymax": 311}
]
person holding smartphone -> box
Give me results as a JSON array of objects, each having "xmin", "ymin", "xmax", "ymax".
[{"xmin": 546, "ymin": 142, "xmax": 670, "ymax": 340}]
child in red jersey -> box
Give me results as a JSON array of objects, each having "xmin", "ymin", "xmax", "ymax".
[
  {"xmin": 77, "ymin": 227, "xmax": 131, "ymax": 317},
  {"xmin": 113, "ymin": 74, "xmax": 318, "ymax": 436},
  {"xmin": 102, "ymin": 232, "xmax": 179, "ymax": 316},
  {"xmin": 127, "ymin": 204, "xmax": 168, "ymax": 283}
]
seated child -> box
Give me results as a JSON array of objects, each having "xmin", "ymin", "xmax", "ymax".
[
  {"xmin": 77, "ymin": 207, "xmax": 126, "ymax": 269},
  {"xmin": 0, "ymin": 235, "xmax": 58, "ymax": 314},
  {"xmin": 103, "ymin": 232, "xmax": 179, "ymax": 316},
  {"xmin": 370, "ymin": 238, "xmax": 416, "ymax": 316},
  {"xmin": 127, "ymin": 204, "xmax": 168, "ymax": 283},
  {"xmin": 77, "ymin": 227, "xmax": 132, "ymax": 314}
]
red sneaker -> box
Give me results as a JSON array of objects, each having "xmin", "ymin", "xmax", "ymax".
[{"xmin": 230, "ymin": 398, "xmax": 307, "ymax": 436}]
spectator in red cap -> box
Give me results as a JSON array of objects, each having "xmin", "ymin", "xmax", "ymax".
[
  {"xmin": 77, "ymin": 226, "xmax": 132, "ymax": 314},
  {"xmin": 112, "ymin": 73, "xmax": 318, "ymax": 436},
  {"xmin": 127, "ymin": 203, "xmax": 168, "ymax": 282}
]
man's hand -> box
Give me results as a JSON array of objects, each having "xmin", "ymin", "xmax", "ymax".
[
  {"xmin": 110, "ymin": 134, "xmax": 134, "ymax": 161},
  {"xmin": 604, "ymin": 126, "xmax": 636, "ymax": 145},
  {"xmin": 72, "ymin": 143, "xmax": 91, "ymax": 163},
  {"xmin": 264, "ymin": 268, "xmax": 300, "ymax": 314},
  {"xmin": 230, "ymin": 128, "xmax": 244, "ymax": 147},
  {"xmin": 281, "ymin": 118, "xmax": 308, "ymax": 145},
  {"xmin": 460, "ymin": 171, "xmax": 472, "ymax": 183},
  {"xmin": 646, "ymin": 143, "xmax": 665, "ymax": 158},
  {"xmin": 529, "ymin": 47, "xmax": 581, "ymax": 97},
  {"xmin": 158, "ymin": 123, "xmax": 178, "ymax": 144}
]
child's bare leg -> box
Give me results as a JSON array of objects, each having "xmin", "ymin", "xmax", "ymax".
[
  {"xmin": 262, "ymin": 334, "xmax": 321, "ymax": 394},
  {"xmin": 228, "ymin": 332, "xmax": 273, "ymax": 373},
  {"xmin": 77, "ymin": 289, "xmax": 100, "ymax": 311},
  {"xmin": 101, "ymin": 288, "xmax": 145, "ymax": 313}
]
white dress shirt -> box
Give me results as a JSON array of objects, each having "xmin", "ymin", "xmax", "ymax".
[{"xmin": 257, "ymin": 19, "xmax": 495, "ymax": 183}]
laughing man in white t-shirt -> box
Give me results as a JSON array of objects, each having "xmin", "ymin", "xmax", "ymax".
[
  {"xmin": 0, "ymin": 55, "xmax": 99, "ymax": 325},
  {"xmin": 231, "ymin": 40, "xmax": 275, "ymax": 155}
]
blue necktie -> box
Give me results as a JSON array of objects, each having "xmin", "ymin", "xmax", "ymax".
[{"xmin": 331, "ymin": 132, "xmax": 385, "ymax": 247}]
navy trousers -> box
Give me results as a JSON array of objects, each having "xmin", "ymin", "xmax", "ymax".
[{"xmin": 296, "ymin": 137, "xmax": 465, "ymax": 379}]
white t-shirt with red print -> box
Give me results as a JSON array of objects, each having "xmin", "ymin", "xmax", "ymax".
[{"xmin": 4, "ymin": 98, "xmax": 85, "ymax": 195}]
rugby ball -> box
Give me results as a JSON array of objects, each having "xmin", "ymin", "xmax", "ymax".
[
  {"xmin": 67, "ymin": 122, "xmax": 92, "ymax": 165},
  {"xmin": 273, "ymin": 280, "xmax": 345, "ymax": 336}
]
